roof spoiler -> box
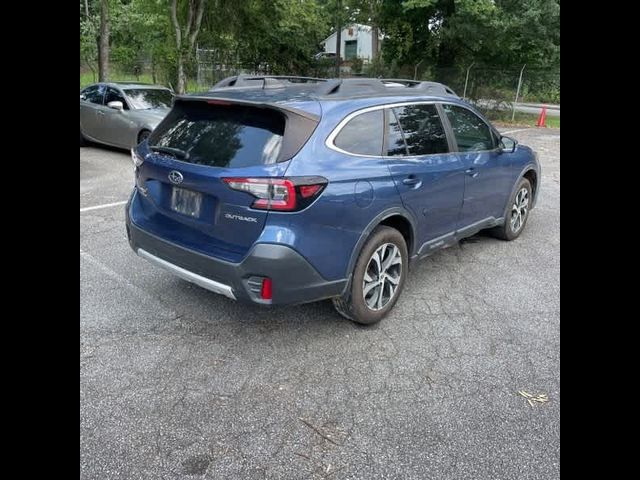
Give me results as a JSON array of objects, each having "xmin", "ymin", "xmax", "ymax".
[{"xmin": 174, "ymin": 94, "xmax": 320, "ymax": 122}]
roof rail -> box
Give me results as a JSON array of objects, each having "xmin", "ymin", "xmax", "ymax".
[
  {"xmin": 379, "ymin": 79, "xmax": 422, "ymax": 87},
  {"xmin": 109, "ymin": 81, "xmax": 155, "ymax": 85},
  {"xmin": 210, "ymin": 75, "xmax": 327, "ymax": 91},
  {"xmin": 317, "ymin": 78, "xmax": 458, "ymax": 98},
  {"xmin": 316, "ymin": 78, "xmax": 388, "ymax": 96},
  {"xmin": 414, "ymin": 81, "xmax": 458, "ymax": 97},
  {"xmin": 209, "ymin": 75, "xmax": 458, "ymax": 98}
]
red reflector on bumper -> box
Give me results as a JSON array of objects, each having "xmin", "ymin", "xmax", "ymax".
[{"xmin": 261, "ymin": 278, "xmax": 272, "ymax": 300}]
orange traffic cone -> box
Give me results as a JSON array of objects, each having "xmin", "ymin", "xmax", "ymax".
[{"xmin": 536, "ymin": 107, "xmax": 547, "ymax": 127}]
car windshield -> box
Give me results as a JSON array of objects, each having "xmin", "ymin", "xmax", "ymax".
[{"xmin": 124, "ymin": 88, "xmax": 174, "ymax": 109}]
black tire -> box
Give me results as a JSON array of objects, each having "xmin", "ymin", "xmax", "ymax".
[
  {"xmin": 80, "ymin": 127, "xmax": 87, "ymax": 147},
  {"xmin": 137, "ymin": 130, "xmax": 151, "ymax": 145},
  {"xmin": 490, "ymin": 177, "xmax": 532, "ymax": 241},
  {"xmin": 333, "ymin": 226, "xmax": 408, "ymax": 325}
]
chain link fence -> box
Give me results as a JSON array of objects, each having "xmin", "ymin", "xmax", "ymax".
[
  {"xmin": 82, "ymin": 55, "xmax": 559, "ymax": 124},
  {"xmin": 424, "ymin": 65, "xmax": 559, "ymax": 122}
]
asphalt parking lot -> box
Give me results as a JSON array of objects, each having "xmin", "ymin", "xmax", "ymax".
[{"xmin": 80, "ymin": 127, "xmax": 560, "ymax": 479}]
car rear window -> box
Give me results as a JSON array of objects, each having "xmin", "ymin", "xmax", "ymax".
[{"xmin": 149, "ymin": 102, "xmax": 286, "ymax": 168}]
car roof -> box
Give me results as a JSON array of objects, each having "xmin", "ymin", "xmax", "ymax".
[
  {"xmin": 202, "ymin": 76, "xmax": 459, "ymax": 102},
  {"xmin": 181, "ymin": 76, "xmax": 469, "ymax": 117},
  {"xmin": 85, "ymin": 82, "xmax": 172, "ymax": 90}
]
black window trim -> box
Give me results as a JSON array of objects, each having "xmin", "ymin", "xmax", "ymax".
[
  {"xmin": 327, "ymin": 100, "xmax": 460, "ymax": 158},
  {"xmin": 385, "ymin": 107, "xmax": 409, "ymax": 156},
  {"xmin": 438, "ymin": 101, "xmax": 501, "ymax": 153}
]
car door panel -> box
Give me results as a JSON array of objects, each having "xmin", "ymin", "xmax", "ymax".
[
  {"xmin": 100, "ymin": 87, "xmax": 134, "ymax": 147},
  {"xmin": 387, "ymin": 154, "xmax": 465, "ymax": 251},
  {"xmin": 440, "ymin": 104, "xmax": 514, "ymax": 229},
  {"xmin": 80, "ymin": 84, "xmax": 106, "ymax": 140},
  {"xmin": 458, "ymin": 149, "xmax": 513, "ymax": 225},
  {"xmin": 100, "ymin": 108, "xmax": 134, "ymax": 147},
  {"xmin": 80, "ymin": 102, "xmax": 98, "ymax": 139}
]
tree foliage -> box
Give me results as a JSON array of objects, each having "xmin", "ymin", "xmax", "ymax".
[
  {"xmin": 377, "ymin": 0, "xmax": 559, "ymax": 70},
  {"xmin": 80, "ymin": 0, "xmax": 560, "ymax": 89}
]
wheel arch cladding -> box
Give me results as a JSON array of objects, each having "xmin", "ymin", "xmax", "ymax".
[
  {"xmin": 347, "ymin": 209, "xmax": 417, "ymax": 279},
  {"xmin": 379, "ymin": 215, "xmax": 414, "ymax": 255},
  {"xmin": 523, "ymin": 169, "xmax": 537, "ymax": 202}
]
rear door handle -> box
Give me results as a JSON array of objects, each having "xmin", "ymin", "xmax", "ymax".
[
  {"xmin": 97, "ymin": 110, "xmax": 105, "ymax": 116},
  {"xmin": 465, "ymin": 168, "xmax": 479, "ymax": 178},
  {"xmin": 402, "ymin": 176, "xmax": 421, "ymax": 186}
]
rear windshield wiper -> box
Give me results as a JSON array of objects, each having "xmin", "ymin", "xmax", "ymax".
[{"xmin": 148, "ymin": 145, "xmax": 190, "ymax": 160}]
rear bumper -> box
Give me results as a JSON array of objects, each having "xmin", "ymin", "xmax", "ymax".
[{"xmin": 125, "ymin": 191, "xmax": 347, "ymax": 305}]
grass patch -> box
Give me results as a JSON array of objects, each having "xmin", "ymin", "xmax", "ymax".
[
  {"xmin": 80, "ymin": 72, "xmax": 202, "ymax": 93},
  {"xmin": 487, "ymin": 110, "xmax": 560, "ymax": 129}
]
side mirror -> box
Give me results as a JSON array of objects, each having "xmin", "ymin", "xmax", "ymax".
[
  {"xmin": 500, "ymin": 135, "xmax": 517, "ymax": 153},
  {"xmin": 107, "ymin": 100, "xmax": 124, "ymax": 111}
]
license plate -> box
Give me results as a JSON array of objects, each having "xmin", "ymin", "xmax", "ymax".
[{"xmin": 171, "ymin": 187, "xmax": 202, "ymax": 218}]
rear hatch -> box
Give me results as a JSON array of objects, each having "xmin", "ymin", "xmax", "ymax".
[{"xmin": 132, "ymin": 97, "xmax": 319, "ymax": 263}]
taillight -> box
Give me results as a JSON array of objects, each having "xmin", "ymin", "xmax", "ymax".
[{"xmin": 223, "ymin": 176, "xmax": 327, "ymax": 212}]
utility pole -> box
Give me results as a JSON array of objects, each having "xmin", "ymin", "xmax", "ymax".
[
  {"xmin": 335, "ymin": 0, "xmax": 342, "ymax": 77},
  {"xmin": 462, "ymin": 62, "xmax": 474, "ymax": 100},
  {"xmin": 512, "ymin": 64, "xmax": 526, "ymax": 122}
]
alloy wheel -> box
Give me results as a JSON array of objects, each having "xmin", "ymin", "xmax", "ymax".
[
  {"xmin": 362, "ymin": 243, "xmax": 403, "ymax": 311},
  {"xmin": 510, "ymin": 187, "xmax": 530, "ymax": 233}
]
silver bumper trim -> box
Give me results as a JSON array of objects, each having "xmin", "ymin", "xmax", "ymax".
[{"xmin": 137, "ymin": 248, "xmax": 236, "ymax": 300}]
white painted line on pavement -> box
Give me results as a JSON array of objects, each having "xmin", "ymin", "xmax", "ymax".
[
  {"xmin": 80, "ymin": 249, "xmax": 167, "ymax": 307},
  {"xmin": 80, "ymin": 200, "xmax": 128, "ymax": 213},
  {"xmin": 501, "ymin": 128, "xmax": 533, "ymax": 135}
]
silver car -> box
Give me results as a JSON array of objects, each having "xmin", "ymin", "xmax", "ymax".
[{"xmin": 80, "ymin": 82, "xmax": 174, "ymax": 148}]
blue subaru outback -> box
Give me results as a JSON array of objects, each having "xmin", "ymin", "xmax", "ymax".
[{"xmin": 126, "ymin": 76, "xmax": 540, "ymax": 324}]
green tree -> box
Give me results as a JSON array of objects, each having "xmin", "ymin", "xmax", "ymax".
[
  {"xmin": 80, "ymin": 1, "xmax": 99, "ymax": 82},
  {"xmin": 375, "ymin": 0, "xmax": 559, "ymax": 73},
  {"xmin": 170, "ymin": 0, "xmax": 206, "ymax": 93},
  {"xmin": 98, "ymin": 0, "xmax": 110, "ymax": 81}
]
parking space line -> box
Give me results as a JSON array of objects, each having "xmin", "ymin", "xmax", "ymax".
[
  {"xmin": 80, "ymin": 200, "xmax": 128, "ymax": 213},
  {"xmin": 501, "ymin": 128, "xmax": 533, "ymax": 135},
  {"xmin": 80, "ymin": 249, "xmax": 165, "ymax": 307}
]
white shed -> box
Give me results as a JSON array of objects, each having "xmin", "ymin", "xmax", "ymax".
[{"xmin": 320, "ymin": 24, "xmax": 382, "ymax": 62}]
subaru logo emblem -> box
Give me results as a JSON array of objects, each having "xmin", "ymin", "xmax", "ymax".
[{"xmin": 168, "ymin": 170, "xmax": 183, "ymax": 184}]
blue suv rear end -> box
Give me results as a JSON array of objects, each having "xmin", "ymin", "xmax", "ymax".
[{"xmin": 126, "ymin": 76, "xmax": 540, "ymax": 324}]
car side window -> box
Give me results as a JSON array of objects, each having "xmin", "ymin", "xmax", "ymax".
[
  {"xmin": 105, "ymin": 87, "xmax": 128, "ymax": 109},
  {"xmin": 334, "ymin": 110, "xmax": 384, "ymax": 156},
  {"xmin": 80, "ymin": 86, "xmax": 96, "ymax": 102},
  {"xmin": 442, "ymin": 104, "xmax": 495, "ymax": 152},
  {"xmin": 81, "ymin": 85, "xmax": 105, "ymax": 105},
  {"xmin": 391, "ymin": 104, "xmax": 449, "ymax": 156}
]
